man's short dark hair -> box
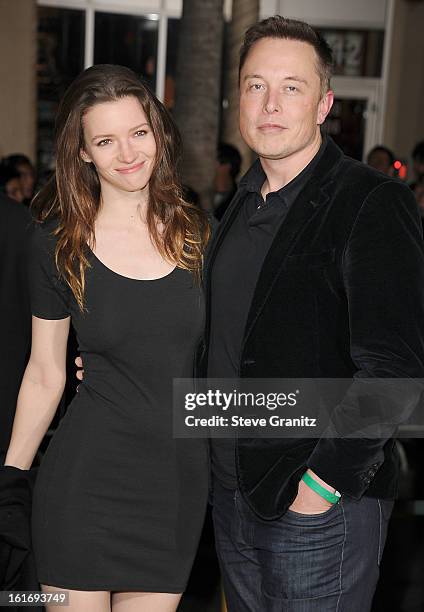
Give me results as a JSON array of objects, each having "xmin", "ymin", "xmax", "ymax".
[
  {"xmin": 239, "ymin": 16, "xmax": 333, "ymax": 95},
  {"xmin": 217, "ymin": 143, "xmax": 242, "ymax": 179},
  {"xmin": 412, "ymin": 141, "xmax": 424, "ymax": 162},
  {"xmin": 4, "ymin": 154, "xmax": 33, "ymax": 170},
  {"xmin": 367, "ymin": 145, "xmax": 395, "ymax": 166},
  {"xmin": 0, "ymin": 163, "xmax": 20, "ymax": 192}
]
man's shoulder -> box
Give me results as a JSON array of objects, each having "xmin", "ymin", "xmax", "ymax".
[
  {"xmin": 0, "ymin": 195, "xmax": 33, "ymax": 244},
  {"xmin": 0, "ymin": 194, "xmax": 31, "ymax": 224},
  {"xmin": 328, "ymin": 152, "xmax": 411, "ymax": 205}
]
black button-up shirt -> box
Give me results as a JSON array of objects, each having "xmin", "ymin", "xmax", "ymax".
[{"xmin": 207, "ymin": 138, "xmax": 327, "ymax": 487}]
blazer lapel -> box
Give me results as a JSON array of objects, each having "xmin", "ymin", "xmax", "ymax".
[{"xmin": 242, "ymin": 140, "xmax": 343, "ymax": 345}]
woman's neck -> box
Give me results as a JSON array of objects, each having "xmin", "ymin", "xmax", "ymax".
[{"xmin": 96, "ymin": 182, "xmax": 149, "ymax": 227}]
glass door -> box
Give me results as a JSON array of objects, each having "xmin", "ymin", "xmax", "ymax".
[
  {"xmin": 37, "ymin": 6, "xmax": 85, "ymax": 179},
  {"xmin": 323, "ymin": 77, "xmax": 382, "ymax": 161}
]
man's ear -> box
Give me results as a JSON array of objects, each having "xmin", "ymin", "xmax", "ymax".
[
  {"xmin": 317, "ymin": 89, "xmax": 334, "ymax": 126},
  {"xmin": 80, "ymin": 148, "xmax": 92, "ymax": 163}
]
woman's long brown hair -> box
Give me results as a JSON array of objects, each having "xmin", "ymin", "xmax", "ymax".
[{"xmin": 32, "ymin": 64, "xmax": 210, "ymax": 310}]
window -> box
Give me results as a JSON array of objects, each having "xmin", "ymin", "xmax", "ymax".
[
  {"xmin": 323, "ymin": 98, "xmax": 367, "ymax": 160},
  {"xmin": 37, "ymin": 6, "xmax": 85, "ymax": 177},
  {"xmin": 318, "ymin": 29, "xmax": 384, "ymax": 78},
  {"xmin": 94, "ymin": 12, "xmax": 159, "ymax": 90}
]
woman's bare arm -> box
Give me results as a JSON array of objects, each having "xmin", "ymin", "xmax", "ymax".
[{"xmin": 4, "ymin": 315, "xmax": 70, "ymax": 470}]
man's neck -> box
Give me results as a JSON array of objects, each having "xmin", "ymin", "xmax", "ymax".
[{"xmin": 260, "ymin": 133, "xmax": 322, "ymax": 198}]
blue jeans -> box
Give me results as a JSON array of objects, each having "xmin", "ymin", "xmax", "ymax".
[{"xmin": 212, "ymin": 479, "xmax": 394, "ymax": 612}]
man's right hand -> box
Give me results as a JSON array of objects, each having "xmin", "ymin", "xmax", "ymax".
[{"xmin": 75, "ymin": 356, "xmax": 84, "ymax": 381}]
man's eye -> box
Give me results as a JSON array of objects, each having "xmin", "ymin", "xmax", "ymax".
[
  {"xmin": 97, "ymin": 139, "xmax": 112, "ymax": 146},
  {"xmin": 249, "ymin": 83, "xmax": 264, "ymax": 91},
  {"xmin": 286, "ymin": 86, "xmax": 297, "ymax": 93}
]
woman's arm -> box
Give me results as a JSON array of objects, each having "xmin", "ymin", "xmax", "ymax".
[{"xmin": 4, "ymin": 315, "xmax": 70, "ymax": 470}]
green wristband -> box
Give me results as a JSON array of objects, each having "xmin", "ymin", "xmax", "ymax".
[{"xmin": 302, "ymin": 472, "xmax": 341, "ymax": 504}]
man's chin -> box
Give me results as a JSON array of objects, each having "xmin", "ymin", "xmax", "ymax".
[
  {"xmin": 255, "ymin": 148, "xmax": 292, "ymax": 161},
  {"xmin": 245, "ymin": 139, "xmax": 292, "ymax": 161}
]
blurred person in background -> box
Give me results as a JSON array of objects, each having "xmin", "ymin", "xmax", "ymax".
[
  {"xmin": 366, "ymin": 145, "xmax": 395, "ymax": 176},
  {"xmin": 410, "ymin": 141, "xmax": 424, "ymax": 191},
  {"xmin": 213, "ymin": 142, "xmax": 242, "ymax": 221},
  {"xmin": 0, "ymin": 163, "xmax": 24, "ymax": 203},
  {"xmin": 413, "ymin": 174, "xmax": 424, "ymax": 228},
  {"xmin": 0, "ymin": 194, "xmax": 41, "ymax": 606},
  {"xmin": 0, "ymin": 194, "xmax": 31, "ymax": 463},
  {"xmin": 4, "ymin": 154, "xmax": 36, "ymax": 205}
]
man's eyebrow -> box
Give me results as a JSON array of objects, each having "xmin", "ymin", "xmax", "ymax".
[
  {"xmin": 242, "ymin": 73, "xmax": 264, "ymax": 82},
  {"xmin": 242, "ymin": 74, "xmax": 308, "ymax": 85},
  {"xmin": 284, "ymin": 76, "xmax": 308, "ymax": 84},
  {"xmin": 91, "ymin": 123, "xmax": 149, "ymax": 141}
]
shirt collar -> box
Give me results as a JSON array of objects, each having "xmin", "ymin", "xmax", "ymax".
[{"xmin": 239, "ymin": 135, "xmax": 328, "ymax": 200}]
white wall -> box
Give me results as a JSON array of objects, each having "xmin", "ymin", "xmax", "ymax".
[
  {"xmin": 0, "ymin": 0, "xmax": 37, "ymax": 160},
  {"xmin": 263, "ymin": 0, "xmax": 388, "ymax": 28}
]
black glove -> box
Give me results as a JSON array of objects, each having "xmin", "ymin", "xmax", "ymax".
[{"xmin": 0, "ymin": 465, "xmax": 32, "ymax": 590}]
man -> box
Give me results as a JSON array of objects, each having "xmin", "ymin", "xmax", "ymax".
[
  {"xmin": 213, "ymin": 142, "xmax": 242, "ymax": 221},
  {"xmin": 0, "ymin": 194, "xmax": 31, "ymax": 459},
  {"xmin": 410, "ymin": 140, "xmax": 424, "ymax": 191},
  {"xmin": 0, "ymin": 164, "xmax": 25, "ymax": 203},
  {"xmin": 0, "ymin": 194, "xmax": 41, "ymax": 607},
  {"xmin": 199, "ymin": 16, "xmax": 424, "ymax": 611},
  {"xmin": 366, "ymin": 145, "xmax": 395, "ymax": 176},
  {"xmin": 3, "ymin": 154, "xmax": 36, "ymax": 205}
]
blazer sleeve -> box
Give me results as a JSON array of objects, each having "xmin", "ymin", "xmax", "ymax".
[{"xmin": 307, "ymin": 180, "xmax": 424, "ymax": 498}]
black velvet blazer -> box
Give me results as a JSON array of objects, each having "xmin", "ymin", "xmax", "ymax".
[{"xmin": 198, "ymin": 138, "xmax": 424, "ymax": 520}]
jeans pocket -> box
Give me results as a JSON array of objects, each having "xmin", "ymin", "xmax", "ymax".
[
  {"xmin": 233, "ymin": 493, "xmax": 345, "ymax": 600},
  {"xmin": 285, "ymin": 501, "xmax": 340, "ymax": 521},
  {"xmin": 261, "ymin": 507, "xmax": 345, "ymax": 600}
]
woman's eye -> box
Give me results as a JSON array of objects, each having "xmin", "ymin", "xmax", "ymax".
[
  {"xmin": 97, "ymin": 139, "xmax": 112, "ymax": 146},
  {"xmin": 135, "ymin": 130, "xmax": 147, "ymax": 137}
]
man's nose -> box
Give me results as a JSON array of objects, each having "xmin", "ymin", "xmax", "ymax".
[
  {"xmin": 264, "ymin": 89, "xmax": 281, "ymax": 114},
  {"xmin": 118, "ymin": 141, "xmax": 137, "ymax": 163}
]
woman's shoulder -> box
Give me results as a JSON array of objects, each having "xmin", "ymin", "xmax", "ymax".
[
  {"xmin": 30, "ymin": 215, "xmax": 60, "ymax": 237},
  {"xmin": 29, "ymin": 216, "xmax": 62, "ymax": 257}
]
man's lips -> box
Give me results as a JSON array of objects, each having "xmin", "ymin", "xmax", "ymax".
[
  {"xmin": 116, "ymin": 161, "xmax": 145, "ymax": 174},
  {"xmin": 258, "ymin": 124, "xmax": 286, "ymax": 132}
]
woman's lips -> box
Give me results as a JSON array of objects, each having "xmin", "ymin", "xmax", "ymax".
[{"xmin": 116, "ymin": 161, "xmax": 145, "ymax": 174}]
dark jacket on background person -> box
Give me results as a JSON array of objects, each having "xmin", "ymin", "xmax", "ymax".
[
  {"xmin": 0, "ymin": 195, "xmax": 31, "ymax": 460},
  {"xmin": 198, "ymin": 137, "xmax": 424, "ymax": 520},
  {"xmin": 0, "ymin": 196, "xmax": 40, "ymax": 608}
]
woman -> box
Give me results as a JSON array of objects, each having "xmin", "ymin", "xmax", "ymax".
[{"xmin": 4, "ymin": 64, "xmax": 210, "ymax": 612}]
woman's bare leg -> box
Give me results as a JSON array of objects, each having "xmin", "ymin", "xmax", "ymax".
[
  {"xmin": 112, "ymin": 591, "xmax": 182, "ymax": 612},
  {"xmin": 41, "ymin": 584, "xmax": 111, "ymax": 612}
]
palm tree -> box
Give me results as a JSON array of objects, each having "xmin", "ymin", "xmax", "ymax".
[
  {"xmin": 222, "ymin": 0, "xmax": 259, "ymax": 175},
  {"xmin": 173, "ymin": 0, "xmax": 224, "ymax": 209}
]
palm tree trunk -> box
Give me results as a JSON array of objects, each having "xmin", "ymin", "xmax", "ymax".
[
  {"xmin": 222, "ymin": 0, "xmax": 259, "ymax": 175},
  {"xmin": 173, "ymin": 0, "xmax": 224, "ymax": 209}
]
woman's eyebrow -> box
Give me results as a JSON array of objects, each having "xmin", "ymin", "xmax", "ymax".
[{"xmin": 91, "ymin": 123, "xmax": 150, "ymax": 141}]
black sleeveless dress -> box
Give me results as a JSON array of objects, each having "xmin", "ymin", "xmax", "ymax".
[{"xmin": 30, "ymin": 222, "xmax": 208, "ymax": 592}]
